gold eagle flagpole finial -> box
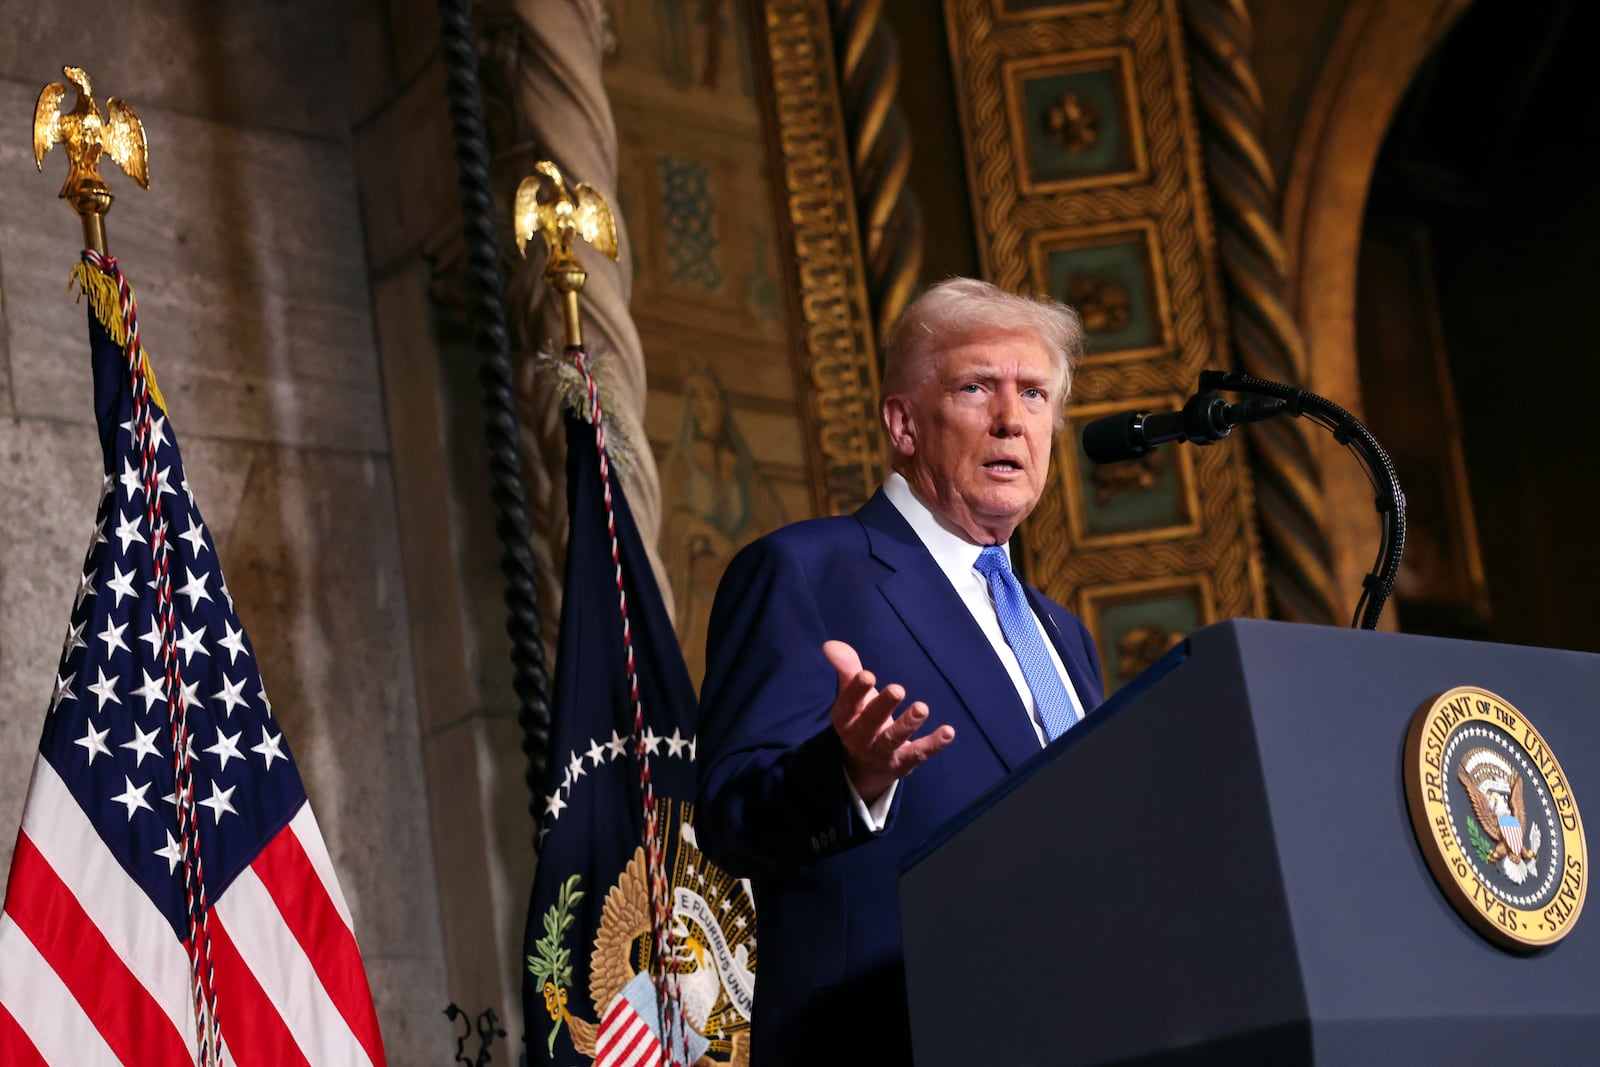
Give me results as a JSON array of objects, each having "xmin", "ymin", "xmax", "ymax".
[
  {"xmin": 33, "ymin": 65, "xmax": 150, "ymax": 255},
  {"xmin": 513, "ymin": 160, "xmax": 618, "ymax": 350}
]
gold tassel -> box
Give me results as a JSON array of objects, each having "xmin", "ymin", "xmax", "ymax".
[
  {"xmin": 69, "ymin": 262, "xmax": 169, "ymax": 414},
  {"xmin": 534, "ymin": 346, "xmax": 646, "ymax": 480}
]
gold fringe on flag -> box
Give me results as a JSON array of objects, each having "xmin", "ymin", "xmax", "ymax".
[
  {"xmin": 536, "ymin": 347, "xmax": 646, "ymax": 480},
  {"xmin": 69, "ymin": 261, "xmax": 168, "ymax": 413}
]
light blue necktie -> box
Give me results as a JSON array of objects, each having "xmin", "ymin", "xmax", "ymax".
[{"xmin": 974, "ymin": 545, "xmax": 1078, "ymax": 741}]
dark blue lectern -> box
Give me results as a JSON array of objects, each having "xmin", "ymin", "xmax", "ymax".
[{"xmin": 899, "ymin": 620, "xmax": 1600, "ymax": 1065}]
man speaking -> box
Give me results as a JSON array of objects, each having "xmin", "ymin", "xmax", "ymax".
[{"xmin": 696, "ymin": 278, "xmax": 1105, "ymax": 1065}]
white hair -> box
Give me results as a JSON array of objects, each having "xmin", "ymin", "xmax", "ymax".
[{"xmin": 880, "ymin": 278, "xmax": 1085, "ymax": 418}]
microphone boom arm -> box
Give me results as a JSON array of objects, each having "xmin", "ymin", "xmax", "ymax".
[{"xmin": 1197, "ymin": 369, "xmax": 1407, "ymax": 631}]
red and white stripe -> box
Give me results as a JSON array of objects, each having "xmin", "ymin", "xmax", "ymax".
[
  {"xmin": 0, "ymin": 758, "xmax": 386, "ymax": 1066},
  {"xmin": 596, "ymin": 993, "xmax": 664, "ymax": 1067}
]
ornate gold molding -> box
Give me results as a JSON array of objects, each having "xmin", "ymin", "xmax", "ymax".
[
  {"xmin": 753, "ymin": 0, "xmax": 885, "ymax": 516},
  {"xmin": 944, "ymin": 0, "xmax": 1266, "ymax": 665}
]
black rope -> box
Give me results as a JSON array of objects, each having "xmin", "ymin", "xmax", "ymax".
[{"xmin": 437, "ymin": 0, "xmax": 553, "ymax": 838}]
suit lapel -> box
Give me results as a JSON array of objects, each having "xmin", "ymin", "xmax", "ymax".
[{"xmin": 857, "ymin": 492, "xmax": 1041, "ymax": 772}]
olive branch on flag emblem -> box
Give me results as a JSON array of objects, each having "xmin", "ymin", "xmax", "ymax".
[{"xmin": 528, "ymin": 874, "xmax": 585, "ymax": 1053}]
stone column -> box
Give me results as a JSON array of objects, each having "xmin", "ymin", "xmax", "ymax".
[{"xmin": 490, "ymin": 0, "xmax": 672, "ymax": 632}]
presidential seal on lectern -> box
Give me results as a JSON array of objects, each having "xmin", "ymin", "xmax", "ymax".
[{"xmin": 1404, "ymin": 686, "xmax": 1587, "ymax": 950}]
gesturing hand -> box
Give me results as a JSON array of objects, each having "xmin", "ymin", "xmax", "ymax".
[{"xmin": 823, "ymin": 639, "xmax": 955, "ymax": 805}]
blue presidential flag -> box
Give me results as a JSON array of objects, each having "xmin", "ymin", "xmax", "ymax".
[
  {"xmin": 0, "ymin": 252, "xmax": 385, "ymax": 1067},
  {"xmin": 522, "ymin": 380, "xmax": 755, "ymax": 1067}
]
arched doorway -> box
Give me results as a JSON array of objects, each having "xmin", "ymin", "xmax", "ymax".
[
  {"xmin": 1355, "ymin": 0, "xmax": 1600, "ymax": 650},
  {"xmin": 1281, "ymin": 0, "xmax": 1473, "ymax": 623}
]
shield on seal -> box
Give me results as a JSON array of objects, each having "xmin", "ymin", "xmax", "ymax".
[{"xmin": 1500, "ymin": 812, "xmax": 1524, "ymax": 856}]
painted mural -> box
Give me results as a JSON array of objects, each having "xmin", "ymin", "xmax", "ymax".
[
  {"xmin": 604, "ymin": 0, "xmax": 810, "ymax": 685},
  {"xmin": 661, "ymin": 367, "xmax": 788, "ymax": 680}
]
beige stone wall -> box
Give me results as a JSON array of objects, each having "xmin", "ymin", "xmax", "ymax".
[
  {"xmin": 347, "ymin": 0, "xmax": 542, "ymax": 1048},
  {"xmin": 0, "ymin": 5, "xmax": 451, "ymax": 1061}
]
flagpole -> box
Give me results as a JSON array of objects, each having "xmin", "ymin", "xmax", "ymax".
[
  {"xmin": 512, "ymin": 160, "xmax": 614, "ymax": 350},
  {"xmin": 516, "ymin": 164, "xmax": 700, "ymax": 1067},
  {"xmin": 31, "ymin": 68, "xmax": 234, "ymax": 1067},
  {"xmin": 70, "ymin": 185, "xmax": 111, "ymax": 256},
  {"xmin": 15, "ymin": 65, "xmax": 409, "ymax": 1067}
]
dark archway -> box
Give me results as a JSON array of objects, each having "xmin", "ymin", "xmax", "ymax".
[{"xmin": 1357, "ymin": 0, "xmax": 1600, "ymax": 650}]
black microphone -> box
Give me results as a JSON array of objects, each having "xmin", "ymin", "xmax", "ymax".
[{"xmin": 1081, "ymin": 391, "xmax": 1287, "ymax": 463}]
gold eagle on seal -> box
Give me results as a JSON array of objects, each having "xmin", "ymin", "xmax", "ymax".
[{"xmin": 1458, "ymin": 747, "xmax": 1541, "ymax": 883}]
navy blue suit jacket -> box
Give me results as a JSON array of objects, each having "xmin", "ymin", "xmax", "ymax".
[{"xmin": 697, "ymin": 489, "xmax": 1104, "ymax": 1065}]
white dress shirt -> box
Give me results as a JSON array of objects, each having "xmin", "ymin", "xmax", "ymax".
[{"xmin": 848, "ymin": 473, "xmax": 1089, "ymax": 828}]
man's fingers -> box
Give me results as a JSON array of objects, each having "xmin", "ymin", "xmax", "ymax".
[
  {"xmin": 835, "ymin": 681, "xmax": 903, "ymax": 746},
  {"xmin": 837, "ymin": 669, "xmax": 877, "ymax": 712},
  {"xmin": 830, "ymin": 669, "xmax": 879, "ymax": 731},
  {"xmin": 825, "ymin": 639, "xmax": 881, "ymax": 734},
  {"xmin": 859, "ymin": 684, "xmax": 905, "ymax": 728},
  {"xmin": 822, "ymin": 639, "xmax": 864, "ymax": 683},
  {"xmin": 823, "ymin": 638, "xmax": 954, "ymax": 785},
  {"xmin": 892, "ymin": 725, "xmax": 956, "ymax": 773},
  {"xmin": 877, "ymin": 700, "xmax": 928, "ymax": 750}
]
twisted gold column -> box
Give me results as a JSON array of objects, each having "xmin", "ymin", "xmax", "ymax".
[
  {"xmin": 1182, "ymin": 0, "xmax": 1341, "ymax": 625},
  {"xmin": 827, "ymin": 0, "xmax": 924, "ymax": 349}
]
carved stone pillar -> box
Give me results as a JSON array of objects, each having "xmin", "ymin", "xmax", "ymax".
[
  {"xmin": 1182, "ymin": 0, "xmax": 1341, "ymax": 625},
  {"xmin": 482, "ymin": 0, "xmax": 672, "ymax": 634}
]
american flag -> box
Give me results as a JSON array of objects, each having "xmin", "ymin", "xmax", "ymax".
[{"xmin": 0, "ymin": 254, "xmax": 386, "ymax": 1066}]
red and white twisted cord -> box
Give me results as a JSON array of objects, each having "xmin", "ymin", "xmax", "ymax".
[
  {"xmin": 85, "ymin": 250, "xmax": 223, "ymax": 1067},
  {"xmin": 570, "ymin": 346, "xmax": 689, "ymax": 1067}
]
